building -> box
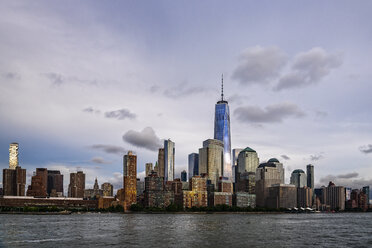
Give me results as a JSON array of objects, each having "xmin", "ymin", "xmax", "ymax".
[
  {"xmin": 0, "ymin": 196, "xmax": 97, "ymax": 209},
  {"xmin": 164, "ymin": 139, "xmax": 175, "ymax": 182},
  {"xmin": 144, "ymin": 171, "xmax": 174, "ymax": 208},
  {"xmin": 234, "ymin": 193, "xmax": 256, "ymax": 208},
  {"xmin": 101, "ymin": 182, "xmax": 113, "ymax": 197},
  {"xmin": 188, "ymin": 153, "xmax": 199, "ymax": 181},
  {"xmin": 255, "ymin": 162, "xmax": 282, "ymax": 207},
  {"xmin": 157, "ymin": 148, "xmax": 165, "ymax": 178},
  {"xmin": 9, "ymin": 143, "xmax": 19, "ymax": 170},
  {"xmin": 181, "ymin": 170, "xmax": 187, "ymax": 182},
  {"xmin": 183, "ymin": 176, "xmax": 208, "ymax": 209},
  {"xmin": 267, "ymin": 184, "xmax": 297, "ymax": 209},
  {"xmin": 306, "ymin": 164, "xmax": 314, "ymax": 189},
  {"xmin": 68, "ymin": 171, "xmax": 85, "ymax": 198},
  {"xmin": 362, "ymin": 186, "xmax": 370, "ymax": 204},
  {"xmin": 3, "ymin": 166, "xmax": 26, "ymax": 196},
  {"xmin": 47, "ymin": 170, "xmax": 63, "ymax": 197},
  {"xmin": 84, "ymin": 178, "xmax": 104, "ymax": 199},
  {"xmin": 235, "ymin": 171, "xmax": 255, "ymax": 194},
  {"xmin": 165, "ymin": 179, "xmax": 183, "ymax": 206},
  {"xmin": 209, "ymin": 177, "xmax": 233, "ymax": 206},
  {"xmin": 136, "ymin": 179, "xmax": 144, "ymax": 197},
  {"xmin": 123, "ymin": 151, "xmax": 137, "ymax": 210},
  {"xmin": 266, "ymin": 158, "xmax": 285, "ymax": 184},
  {"xmin": 214, "ymin": 75, "xmax": 232, "ymax": 179},
  {"xmin": 297, "ymin": 187, "xmax": 313, "ymax": 208},
  {"xmin": 232, "ymin": 148, "xmax": 242, "ymax": 183},
  {"xmin": 145, "ymin": 163, "xmax": 153, "ymax": 176},
  {"xmin": 322, "ymin": 182, "xmax": 345, "ymax": 210},
  {"xmin": 237, "ymin": 147, "xmax": 259, "ymax": 174},
  {"xmin": 199, "ymin": 139, "xmax": 223, "ymax": 188},
  {"xmin": 290, "ymin": 169, "xmax": 307, "ymax": 188},
  {"xmin": 27, "ymin": 168, "xmax": 48, "ymax": 197}
]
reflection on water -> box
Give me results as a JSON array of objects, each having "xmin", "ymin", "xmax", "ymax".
[{"xmin": 0, "ymin": 213, "xmax": 372, "ymax": 247}]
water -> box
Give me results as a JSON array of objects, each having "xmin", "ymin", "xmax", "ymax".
[{"xmin": 0, "ymin": 213, "xmax": 371, "ymax": 247}]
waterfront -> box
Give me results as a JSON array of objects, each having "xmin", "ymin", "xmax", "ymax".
[{"xmin": 0, "ymin": 213, "xmax": 371, "ymax": 247}]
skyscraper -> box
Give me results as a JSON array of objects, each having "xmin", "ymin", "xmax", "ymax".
[
  {"xmin": 123, "ymin": 151, "xmax": 137, "ymax": 210},
  {"xmin": 188, "ymin": 153, "xmax": 199, "ymax": 181},
  {"xmin": 164, "ymin": 139, "xmax": 175, "ymax": 182},
  {"xmin": 306, "ymin": 164, "xmax": 314, "ymax": 189},
  {"xmin": 9, "ymin": 143, "xmax": 19, "ymax": 169},
  {"xmin": 145, "ymin": 163, "xmax": 153, "ymax": 176},
  {"xmin": 47, "ymin": 170, "xmax": 64, "ymax": 196},
  {"xmin": 237, "ymin": 147, "xmax": 259, "ymax": 174},
  {"xmin": 198, "ymin": 139, "xmax": 223, "ymax": 187},
  {"xmin": 214, "ymin": 75, "xmax": 232, "ymax": 179},
  {"xmin": 27, "ymin": 168, "xmax": 48, "ymax": 197},
  {"xmin": 181, "ymin": 170, "xmax": 187, "ymax": 182},
  {"xmin": 158, "ymin": 148, "xmax": 165, "ymax": 178},
  {"xmin": 68, "ymin": 171, "xmax": 85, "ymax": 198},
  {"xmin": 290, "ymin": 169, "xmax": 307, "ymax": 188}
]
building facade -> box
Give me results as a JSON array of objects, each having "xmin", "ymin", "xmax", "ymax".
[
  {"xmin": 101, "ymin": 182, "xmax": 113, "ymax": 197},
  {"xmin": 157, "ymin": 148, "xmax": 165, "ymax": 178},
  {"xmin": 306, "ymin": 164, "xmax": 314, "ymax": 189},
  {"xmin": 2, "ymin": 166, "xmax": 26, "ymax": 196},
  {"xmin": 255, "ymin": 162, "xmax": 282, "ymax": 207},
  {"xmin": 27, "ymin": 168, "xmax": 48, "ymax": 197},
  {"xmin": 123, "ymin": 151, "xmax": 137, "ymax": 210},
  {"xmin": 188, "ymin": 153, "xmax": 199, "ymax": 181},
  {"xmin": 164, "ymin": 139, "xmax": 175, "ymax": 182},
  {"xmin": 9, "ymin": 143, "xmax": 19, "ymax": 170},
  {"xmin": 267, "ymin": 184, "xmax": 297, "ymax": 209},
  {"xmin": 68, "ymin": 171, "xmax": 86, "ymax": 198},
  {"xmin": 181, "ymin": 170, "xmax": 187, "ymax": 182},
  {"xmin": 214, "ymin": 76, "xmax": 232, "ymax": 179},
  {"xmin": 237, "ymin": 147, "xmax": 259, "ymax": 174},
  {"xmin": 290, "ymin": 169, "xmax": 307, "ymax": 188},
  {"xmin": 47, "ymin": 170, "xmax": 63, "ymax": 197},
  {"xmin": 145, "ymin": 163, "xmax": 153, "ymax": 176},
  {"xmin": 198, "ymin": 139, "xmax": 224, "ymax": 188},
  {"xmin": 183, "ymin": 176, "xmax": 208, "ymax": 209}
]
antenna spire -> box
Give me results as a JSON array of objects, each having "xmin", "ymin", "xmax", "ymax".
[{"xmin": 221, "ymin": 74, "xmax": 224, "ymax": 101}]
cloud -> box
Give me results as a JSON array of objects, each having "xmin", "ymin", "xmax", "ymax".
[
  {"xmin": 90, "ymin": 144, "xmax": 126, "ymax": 155},
  {"xmin": 104, "ymin": 109, "xmax": 136, "ymax": 120},
  {"xmin": 83, "ymin": 107, "xmax": 101, "ymax": 114},
  {"xmin": 90, "ymin": 157, "xmax": 111, "ymax": 164},
  {"xmin": 319, "ymin": 172, "xmax": 371, "ymax": 189},
  {"xmin": 359, "ymin": 144, "xmax": 372, "ymax": 154},
  {"xmin": 2, "ymin": 72, "xmax": 21, "ymax": 80},
  {"xmin": 281, "ymin": 155, "xmax": 290, "ymax": 160},
  {"xmin": 275, "ymin": 47, "xmax": 342, "ymax": 91},
  {"xmin": 234, "ymin": 102, "xmax": 305, "ymax": 123},
  {"xmin": 43, "ymin": 72, "xmax": 65, "ymax": 85},
  {"xmin": 163, "ymin": 83, "xmax": 207, "ymax": 98},
  {"xmin": 310, "ymin": 154, "xmax": 324, "ymax": 161},
  {"xmin": 232, "ymin": 46, "xmax": 287, "ymax": 85},
  {"xmin": 122, "ymin": 127, "xmax": 162, "ymax": 151}
]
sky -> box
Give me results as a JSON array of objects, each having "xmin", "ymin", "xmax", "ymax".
[{"xmin": 0, "ymin": 1, "xmax": 372, "ymax": 193}]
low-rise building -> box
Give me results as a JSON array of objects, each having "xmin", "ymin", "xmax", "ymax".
[{"xmin": 267, "ymin": 184, "xmax": 297, "ymax": 209}]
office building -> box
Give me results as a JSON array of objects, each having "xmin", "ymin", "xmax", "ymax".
[
  {"xmin": 306, "ymin": 164, "xmax": 314, "ymax": 189},
  {"xmin": 27, "ymin": 168, "xmax": 48, "ymax": 197},
  {"xmin": 232, "ymin": 148, "xmax": 242, "ymax": 183},
  {"xmin": 181, "ymin": 170, "xmax": 187, "ymax": 182},
  {"xmin": 362, "ymin": 186, "xmax": 370, "ymax": 204},
  {"xmin": 255, "ymin": 161, "xmax": 282, "ymax": 207},
  {"xmin": 144, "ymin": 171, "xmax": 174, "ymax": 208},
  {"xmin": 237, "ymin": 147, "xmax": 259, "ymax": 174},
  {"xmin": 47, "ymin": 170, "xmax": 63, "ymax": 197},
  {"xmin": 157, "ymin": 148, "xmax": 165, "ymax": 178},
  {"xmin": 164, "ymin": 139, "xmax": 175, "ymax": 182},
  {"xmin": 267, "ymin": 158, "xmax": 285, "ymax": 184},
  {"xmin": 136, "ymin": 179, "xmax": 145, "ymax": 197},
  {"xmin": 234, "ymin": 193, "xmax": 256, "ymax": 208},
  {"xmin": 2, "ymin": 166, "xmax": 26, "ymax": 196},
  {"xmin": 322, "ymin": 182, "xmax": 345, "ymax": 210},
  {"xmin": 145, "ymin": 163, "xmax": 153, "ymax": 176},
  {"xmin": 101, "ymin": 182, "xmax": 113, "ymax": 197},
  {"xmin": 68, "ymin": 171, "xmax": 85, "ymax": 198},
  {"xmin": 183, "ymin": 175, "xmax": 208, "ymax": 208},
  {"xmin": 267, "ymin": 184, "xmax": 297, "ymax": 209},
  {"xmin": 123, "ymin": 151, "xmax": 137, "ymax": 210},
  {"xmin": 290, "ymin": 169, "xmax": 307, "ymax": 188},
  {"xmin": 297, "ymin": 186, "xmax": 313, "ymax": 207},
  {"xmin": 188, "ymin": 153, "xmax": 199, "ymax": 181},
  {"xmin": 198, "ymin": 139, "xmax": 223, "ymax": 188},
  {"xmin": 9, "ymin": 143, "xmax": 19, "ymax": 169},
  {"xmin": 236, "ymin": 171, "xmax": 255, "ymax": 194},
  {"xmin": 214, "ymin": 75, "xmax": 232, "ymax": 179}
]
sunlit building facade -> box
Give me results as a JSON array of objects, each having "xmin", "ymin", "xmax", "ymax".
[
  {"xmin": 9, "ymin": 143, "xmax": 19, "ymax": 170},
  {"xmin": 164, "ymin": 139, "xmax": 175, "ymax": 182}
]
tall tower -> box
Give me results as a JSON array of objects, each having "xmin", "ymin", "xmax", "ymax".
[
  {"xmin": 164, "ymin": 139, "xmax": 175, "ymax": 182},
  {"xmin": 123, "ymin": 151, "xmax": 137, "ymax": 210},
  {"xmin": 214, "ymin": 75, "xmax": 232, "ymax": 179},
  {"xmin": 306, "ymin": 164, "xmax": 314, "ymax": 189},
  {"xmin": 9, "ymin": 143, "xmax": 19, "ymax": 169}
]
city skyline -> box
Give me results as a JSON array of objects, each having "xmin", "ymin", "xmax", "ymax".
[{"xmin": 1, "ymin": 1, "xmax": 372, "ymax": 192}]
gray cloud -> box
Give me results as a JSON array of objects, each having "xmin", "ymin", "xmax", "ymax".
[
  {"xmin": 359, "ymin": 144, "xmax": 372, "ymax": 154},
  {"xmin": 90, "ymin": 144, "xmax": 126, "ymax": 155},
  {"xmin": 104, "ymin": 109, "xmax": 136, "ymax": 120},
  {"xmin": 123, "ymin": 127, "xmax": 162, "ymax": 151},
  {"xmin": 310, "ymin": 154, "xmax": 324, "ymax": 161},
  {"xmin": 83, "ymin": 107, "xmax": 101, "ymax": 114},
  {"xmin": 281, "ymin": 155, "xmax": 290, "ymax": 160},
  {"xmin": 232, "ymin": 46, "xmax": 287, "ymax": 85},
  {"xmin": 275, "ymin": 47, "xmax": 342, "ymax": 91},
  {"xmin": 163, "ymin": 83, "xmax": 207, "ymax": 98},
  {"xmin": 234, "ymin": 102, "xmax": 305, "ymax": 123},
  {"xmin": 319, "ymin": 172, "xmax": 371, "ymax": 189},
  {"xmin": 2, "ymin": 72, "xmax": 21, "ymax": 80},
  {"xmin": 43, "ymin": 72, "xmax": 65, "ymax": 85},
  {"xmin": 90, "ymin": 157, "xmax": 111, "ymax": 164}
]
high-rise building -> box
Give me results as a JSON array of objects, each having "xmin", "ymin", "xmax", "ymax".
[
  {"xmin": 123, "ymin": 151, "xmax": 137, "ymax": 210},
  {"xmin": 214, "ymin": 75, "xmax": 232, "ymax": 179},
  {"xmin": 237, "ymin": 147, "xmax": 259, "ymax": 174},
  {"xmin": 144, "ymin": 171, "xmax": 174, "ymax": 208},
  {"xmin": 267, "ymin": 158, "xmax": 285, "ymax": 184},
  {"xmin": 27, "ymin": 168, "xmax": 48, "ymax": 197},
  {"xmin": 290, "ymin": 169, "xmax": 307, "ymax": 188},
  {"xmin": 157, "ymin": 148, "xmax": 165, "ymax": 178},
  {"xmin": 297, "ymin": 186, "xmax": 313, "ymax": 207},
  {"xmin": 145, "ymin": 163, "xmax": 153, "ymax": 176},
  {"xmin": 68, "ymin": 171, "xmax": 85, "ymax": 198},
  {"xmin": 267, "ymin": 184, "xmax": 297, "ymax": 209},
  {"xmin": 3, "ymin": 166, "xmax": 26, "ymax": 196},
  {"xmin": 232, "ymin": 148, "xmax": 242, "ymax": 183},
  {"xmin": 101, "ymin": 182, "xmax": 113, "ymax": 197},
  {"xmin": 306, "ymin": 164, "xmax": 314, "ymax": 189},
  {"xmin": 188, "ymin": 153, "xmax": 199, "ymax": 181},
  {"xmin": 181, "ymin": 170, "xmax": 187, "ymax": 182},
  {"xmin": 183, "ymin": 175, "xmax": 208, "ymax": 208},
  {"xmin": 198, "ymin": 139, "xmax": 224, "ymax": 187},
  {"xmin": 322, "ymin": 181, "xmax": 345, "ymax": 210},
  {"xmin": 255, "ymin": 162, "xmax": 282, "ymax": 207},
  {"xmin": 164, "ymin": 139, "xmax": 175, "ymax": 182},
  {"xmin": 9, "ymin": 143, "xmax": 19, "ymax": 169},
  {"xmin": 47, "ymin": 170, "xmax": 63, "ymax": 196},
  {"xmin": 362, "ymin": 186, "xmax": 370, "ymax": 204}
]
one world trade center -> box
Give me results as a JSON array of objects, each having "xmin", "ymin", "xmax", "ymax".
[{"xmin": 214, "ymin": 75, "xmax": 232, "ymax": 179}]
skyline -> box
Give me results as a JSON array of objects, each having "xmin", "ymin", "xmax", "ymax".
[{"xmin": 1, "ymin": 1, "xmax": 372, "ymax": 192}]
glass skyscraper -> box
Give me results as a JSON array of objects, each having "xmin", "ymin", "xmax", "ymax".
[{"xmin": 214, "ymin": 75, "xmax": 232, "ymax": 179}]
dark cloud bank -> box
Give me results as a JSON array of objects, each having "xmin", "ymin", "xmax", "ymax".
[{"xmin": 123, "ymin": 127, "xmax": 162, "ymax": 152}]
